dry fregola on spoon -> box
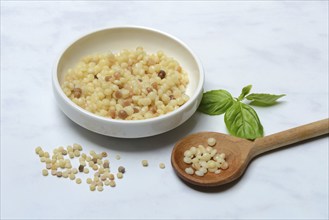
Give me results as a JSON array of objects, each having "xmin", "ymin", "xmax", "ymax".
[{"xmin": 171, "ymin": 119, "xmax": 329, "ymax": 187}]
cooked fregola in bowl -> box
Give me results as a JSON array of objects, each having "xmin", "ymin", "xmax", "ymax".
[{"xmin": 61, "ymin": 47, "xmax": 189, "ymax": 120}]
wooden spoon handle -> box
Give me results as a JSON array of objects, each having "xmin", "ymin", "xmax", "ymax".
[{"xmin": 252, "ymin": 118, "xmax": 329, "ymax": 157}]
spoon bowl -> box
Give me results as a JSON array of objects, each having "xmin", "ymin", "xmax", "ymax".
[
  {"xmin": 172, "ymin": 132, "xmax": 253, "ymax": 186},
  {"xmin": 171, "ymin": 119, "xmax": 329, "ymax": 187}
]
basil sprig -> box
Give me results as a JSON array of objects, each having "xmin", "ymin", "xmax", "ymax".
[{"xmin": 198, "ymin": 85, "xmax": 285, "ymax": 140}]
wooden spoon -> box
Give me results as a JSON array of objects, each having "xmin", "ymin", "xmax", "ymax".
[{"xmin": 171, "ymin": 118, "xmax": 329, "ymax": 187}]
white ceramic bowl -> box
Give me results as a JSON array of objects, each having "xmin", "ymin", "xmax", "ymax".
[{"xmin": 53, "ymin": 26, "xmax": 204, "ymax": 138}]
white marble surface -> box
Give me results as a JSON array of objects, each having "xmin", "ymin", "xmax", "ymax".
[{"xmin": 1, "ymin": 1, "xmax": 328, "ymax": 219}]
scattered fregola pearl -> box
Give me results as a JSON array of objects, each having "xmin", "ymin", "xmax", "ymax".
[{"xmin": 35, "ymin": 144, "xmax": 127, "ymax": 192}]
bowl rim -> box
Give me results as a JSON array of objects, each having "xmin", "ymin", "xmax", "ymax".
[{"xmin": 53, "ymin": 25, "xmax": 204, "ymax": 124}]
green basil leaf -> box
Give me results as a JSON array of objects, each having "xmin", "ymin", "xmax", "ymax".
[
  {"xmin": 198, "ymin": 90, "xmax": 234, "ymax": 115},
  {"xmin": 224, "ymin": 101, "xmax": 264, "ymax": 140},
  {"xmin": 246, "ymin": 93, "xmax": 285, "ymax": 106},
  {"xmin": 237, "ymin": 85, "xmax": 252, "ymax": 101}
]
